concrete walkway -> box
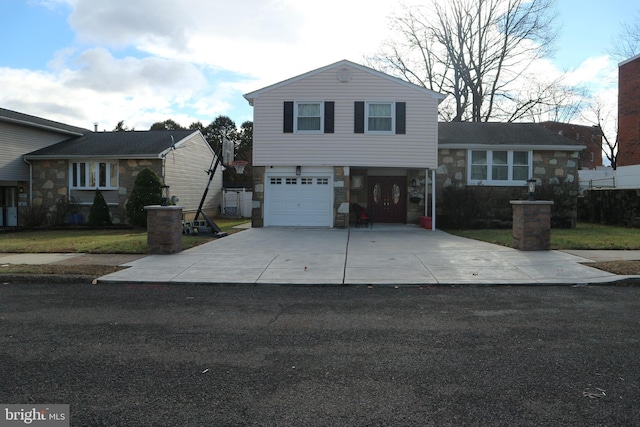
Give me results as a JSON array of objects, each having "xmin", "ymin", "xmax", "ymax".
[{"xmin": 92, "ymin": 226, "xmax": 640, "ymax": 285}]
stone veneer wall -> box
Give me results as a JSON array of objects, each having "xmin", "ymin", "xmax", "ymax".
[
  {"xmin": 251, "ymin": 166, "xmax": 265, "ymax": 227},
  {"xmin": 436, "ymin": 148, "xmax": 580, "ymax": 192},
  {"xmin": 30, "ymin": 159, "xmax": 163, "ymax": 225},
  {"xmin": 436, "ymin": 148, "xmax": 580, "ymax": 227},
  {"xmin": 334, "ymin": 167, "xmax": 348, "ymax": 228}
]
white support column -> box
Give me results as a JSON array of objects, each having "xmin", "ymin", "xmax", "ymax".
[{"xmin": 431, "ymin": 169, "xmax": 436, "ymax": 231}]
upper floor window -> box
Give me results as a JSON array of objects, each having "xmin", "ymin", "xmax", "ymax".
[
  {"xmin": 296, "ymin": 102, "xmax": 323, "ymax": 132},
  {"xmin": 366, "ymin": 102, "xmax": 394, "ymax": 132},
  {"xmin": 70, "ymin": 161, "xmax": 118, "ymax": 190},
  {"xmin": 284, "ymin": 101, "xmax": 334, "ymax": 134},
  {"xmin": 468, "ymin": 150, "xmax": 531, "ymax": 185},
  {"xmin": 354, "ymin": 101, "xmax": 406, "ymax": 134}
]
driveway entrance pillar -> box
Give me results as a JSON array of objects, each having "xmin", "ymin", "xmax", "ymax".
[
  {"xmin": 145, "ymin": 205, "xmax": 183, "ymax": 254},
  {"xmin": 510, "ymin": 201, "xmax": 554, "ymax": 251}
]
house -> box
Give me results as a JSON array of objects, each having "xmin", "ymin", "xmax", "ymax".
[
  {"xmin": 537, "ymin": 121, "xmax": 603, "ymax": 170},
  {"xmin": 1, "ymin": 107, "xmax": 222, "ymax": 227},
  {"xmin": 617, "ymin": 53, "xmax": 640, "ymax": 166},
  {"xmin": 243, "ymin": 59, "xmax": 445, "ymax": 227},
  {"xmin": 436, "ymin": 122, "xmax": 585, "ymax": 227},
  {"xmin": 0, "ymin": 108, "xmax": 89, "ymax": 227},
  {"xmin": 24, "ymin": 129, "xmax": 222, "ymax": 225}
]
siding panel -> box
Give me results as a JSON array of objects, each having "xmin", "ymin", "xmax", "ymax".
[
  {"xmin": 251, "ymin": 66, "xmax": 439, "ymax": 169},
  {"xmin": 0, "ymin": 122, "xmax": 73, "ymax": 181},
  {"xmin": 163, "ymin": 133, "xmax": 222, "ymax": 215}
]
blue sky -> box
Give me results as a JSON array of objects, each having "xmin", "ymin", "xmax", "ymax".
[{"xmin": 0, "ymin": 0, "xmax": 638, "ymax": 131}]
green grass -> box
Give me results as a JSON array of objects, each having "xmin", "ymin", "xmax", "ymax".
[
  {"xmin": 0, "ymin": 219, "xmax": 250, "ymax": 254},
  {"xmin": 445, "ymin": 222, "xmax": 640, "ymax": 250}
]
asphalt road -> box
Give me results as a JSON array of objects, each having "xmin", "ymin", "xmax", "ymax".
[{"xmin": 1, "ymin": 283, "xmax": 639, "ymax": 426}]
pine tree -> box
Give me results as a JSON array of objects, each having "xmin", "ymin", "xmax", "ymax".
[{"xmin": 88, "ymin": 189, "xmax": 112, "ymax": 226}]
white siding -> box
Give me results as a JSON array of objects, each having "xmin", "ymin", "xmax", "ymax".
[
  {"xmin": 163, "ymin": 133, "xmax": 223, "ymax": 215},
  {"xmin": 0, "ymin": 122, "xmax": 72, "ymax": 181},
  {"xmin": 251, "ymin": 66, "xmax": 439, "ymax": 169}
]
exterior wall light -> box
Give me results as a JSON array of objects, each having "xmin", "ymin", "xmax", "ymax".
[
  {"xmin": 527, "ymin": 179, "xmax": 537, "ymax": 201},
  {"xmin": 296, "ymin": 166, "xmax": 301, "ymax": 176}
]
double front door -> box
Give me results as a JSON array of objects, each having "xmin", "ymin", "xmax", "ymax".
[{"xmin": 367, "ymin": 176, "xmax": 406, "ymax": 223}]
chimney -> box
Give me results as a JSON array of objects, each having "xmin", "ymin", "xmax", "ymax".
[{"xmin": 94, "ymin": 122, "xmax": 98, "ymax": 132}]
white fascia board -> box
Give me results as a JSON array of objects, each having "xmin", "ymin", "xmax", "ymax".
[{"xmin": 243, "ymin": 59, "xmax": 446, "ymax": 105}]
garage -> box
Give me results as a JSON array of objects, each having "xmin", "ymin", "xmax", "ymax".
[{"xmin": 264, "ymin": 169, "xmax": 333, "ymax": 227}]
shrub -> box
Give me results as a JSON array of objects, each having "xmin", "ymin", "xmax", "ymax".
[
  {"xmin": 88, "ymin": 189, "xmax": 112, "ymax": 226},
  {"xmin": 18, "ymin": 203, "xmax": 49, "ymax": 227},
  {"xmin": 126, "ymin": 168, "xmax": 163, "ymax": 227}
]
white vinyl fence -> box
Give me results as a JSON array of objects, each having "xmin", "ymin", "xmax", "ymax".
[{"xmin": 222, "ymin": 188, "xmax": 253, "ymax": 218}]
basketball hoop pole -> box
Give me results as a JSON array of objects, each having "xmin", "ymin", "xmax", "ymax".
[{"xmin": 193, "ymin": 145, "xmax": 228, "ymax": 237}]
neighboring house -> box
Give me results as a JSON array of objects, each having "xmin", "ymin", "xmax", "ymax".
[
  {"xmin": 617, "ymin": 53, "xmax": 640, "ymax": 166},
  {"xmin": 0, "ymin": 108, "xmax": 89, "ymax": 227},
  {"xmin": 24, "ymin": 129, "xmax": 222, "ymax": 225},
  {"xmin": 537, "ymin": 121, "xmax": 603, "ymax": 170},
  {"xmin": 437, "ymin": 122, "xmax": 585, "ymax": 226},
  {"xmin": 243, "ymin": 59, "xmax": 445, "ymax": 227}
]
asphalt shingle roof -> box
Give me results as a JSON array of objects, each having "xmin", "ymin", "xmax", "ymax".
[
  {"xmin": 438, "ymin": 122, "xmax": 586, "ymax": 147},
  {"xmin": 26, "ymin": 130, "xmax": 197, "ymax": 158},
  {"xmin": 0, "ymin": 107, "xmax": 90, "ymax": 135}
]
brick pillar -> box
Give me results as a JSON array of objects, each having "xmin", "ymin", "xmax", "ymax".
[
  {"xmin": 145, "ymin": 205, "xmax": 183, "ymax": 254},
  {"xmin": 510, "ymin": 201, "xmax": 554, "ymax": 251}
]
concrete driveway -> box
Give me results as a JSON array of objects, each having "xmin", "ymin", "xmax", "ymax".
[{"xmin": 98, "ymin": 225, "xmax": 633, "ymax": 285}]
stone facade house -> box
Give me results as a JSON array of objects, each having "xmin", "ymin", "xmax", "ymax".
[
  {"xmin": 436, "ymin": 122, "xmax": 585, "ymax": 227},
  {"xmin": 23, "ymin": 129, "xmax": 222, "ymax": 226}
]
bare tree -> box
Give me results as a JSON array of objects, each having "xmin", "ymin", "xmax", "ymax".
[
  {"xmin": 369, "ymin": 0, "xmax": 573, "ymax": 122},
  {"xmin": 581, "ymin": 98, "xmax": 618, "ymax": 169},
  {"xmin": 610, "ymin": 11, "xmax": 640, "ymax": 61}
]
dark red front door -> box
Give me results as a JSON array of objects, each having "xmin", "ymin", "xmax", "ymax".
[{"xmin": 368, "ymin": 176, "xmax": 406, "ymax": 223}]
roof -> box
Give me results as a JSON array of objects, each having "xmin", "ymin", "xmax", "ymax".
[
  {"xmin": 438, "ymin": 122, "xmax": 586, "ymax": 150},
  {"xmin": 0, "ymin": 107, "xmax": 89, "ymax": 136},
  {"xmin": 243, "ymin": 59, "xmax": 446, "ymax": 105},
  {"xmin": 24, "ymin": 130, "xmax": 201, "ymax": 159}
]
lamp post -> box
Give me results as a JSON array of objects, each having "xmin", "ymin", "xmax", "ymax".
[
  {"xmin": 527, "ymin": 178, "xmax": 536, "ymax": 201},
  {"xmin": 161, "ymin": 185, "xmax": 170, "ymax": 206}
]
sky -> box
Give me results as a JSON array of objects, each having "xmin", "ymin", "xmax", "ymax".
[{"xmin": 0, "ymin": 0, "xmax": 638, "ymax": 133}]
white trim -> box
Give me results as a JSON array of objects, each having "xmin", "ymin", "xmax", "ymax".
[
  {"xmin": 467, "ymin": 149, "xmax": 532, "ymax": 186},
  {"xmin": 365, "ymin": 101, "xmax": 395, "ymax": 134},
  {"xmin": 244, "ymin": 59, "xmax": 446, "ymax": 105},
  {"xmin": 294, "ymin": 101, "xmax": 324, "ymax": 134}
]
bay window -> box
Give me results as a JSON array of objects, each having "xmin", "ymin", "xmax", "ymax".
[{"xmin": 468, "ymin": 150, "xmax": 531, "ymax": 185}]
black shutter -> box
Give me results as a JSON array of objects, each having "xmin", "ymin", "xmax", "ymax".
[
  {"xmin": 354, "ymin": 101, "xmax": 365, "ymax": 134},
  {"xmin": 396, "ymin": 102, "xmax": 406, "ymax": 134},
  {"xmin": 283, "ymin": 101, "xmax": 294, "ymax": 133},
  {"xmin": 324, "ymin": 101, "xmax": 334, "ymax": 133},
  {"xmin": 324, "ymin": 101, "xmax": 335, "ymax": 133}
]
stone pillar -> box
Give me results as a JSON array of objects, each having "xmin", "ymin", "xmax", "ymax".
[
  {"xmin": 510, "ymin": 201, "xmax": 554, "ymax": 251},
  {"xmin": 145, "ymin": 205, "xmax": 183, "ymax": 254}
]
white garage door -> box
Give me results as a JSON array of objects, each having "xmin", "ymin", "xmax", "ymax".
[{"xmin": 265, "ymin": 175, "xmax": 333, "ymax": 226}]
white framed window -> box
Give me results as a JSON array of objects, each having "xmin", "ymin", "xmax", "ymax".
[
  {"xmin": 366, "ymin": 102, "xmax": 394, "ymax": 133},
  {"xmin": 468, "ymin": 150, "xmax": 532, "ymax": 185},
  {"xmin": 295, "ymin": 101, "xmax": 323, "ymax": 133},
  {"xmin": 70, "ymin": 161, "xmax": 119, "ymax": 190}
]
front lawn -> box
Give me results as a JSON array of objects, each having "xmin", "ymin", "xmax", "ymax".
[
  {"xmin": 445, "ymin": 222, "xmax": 640, "ymax": 250},
  {"xmin": 0, "ymin": 219, "xmax": 250, "ymax": 254}
]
